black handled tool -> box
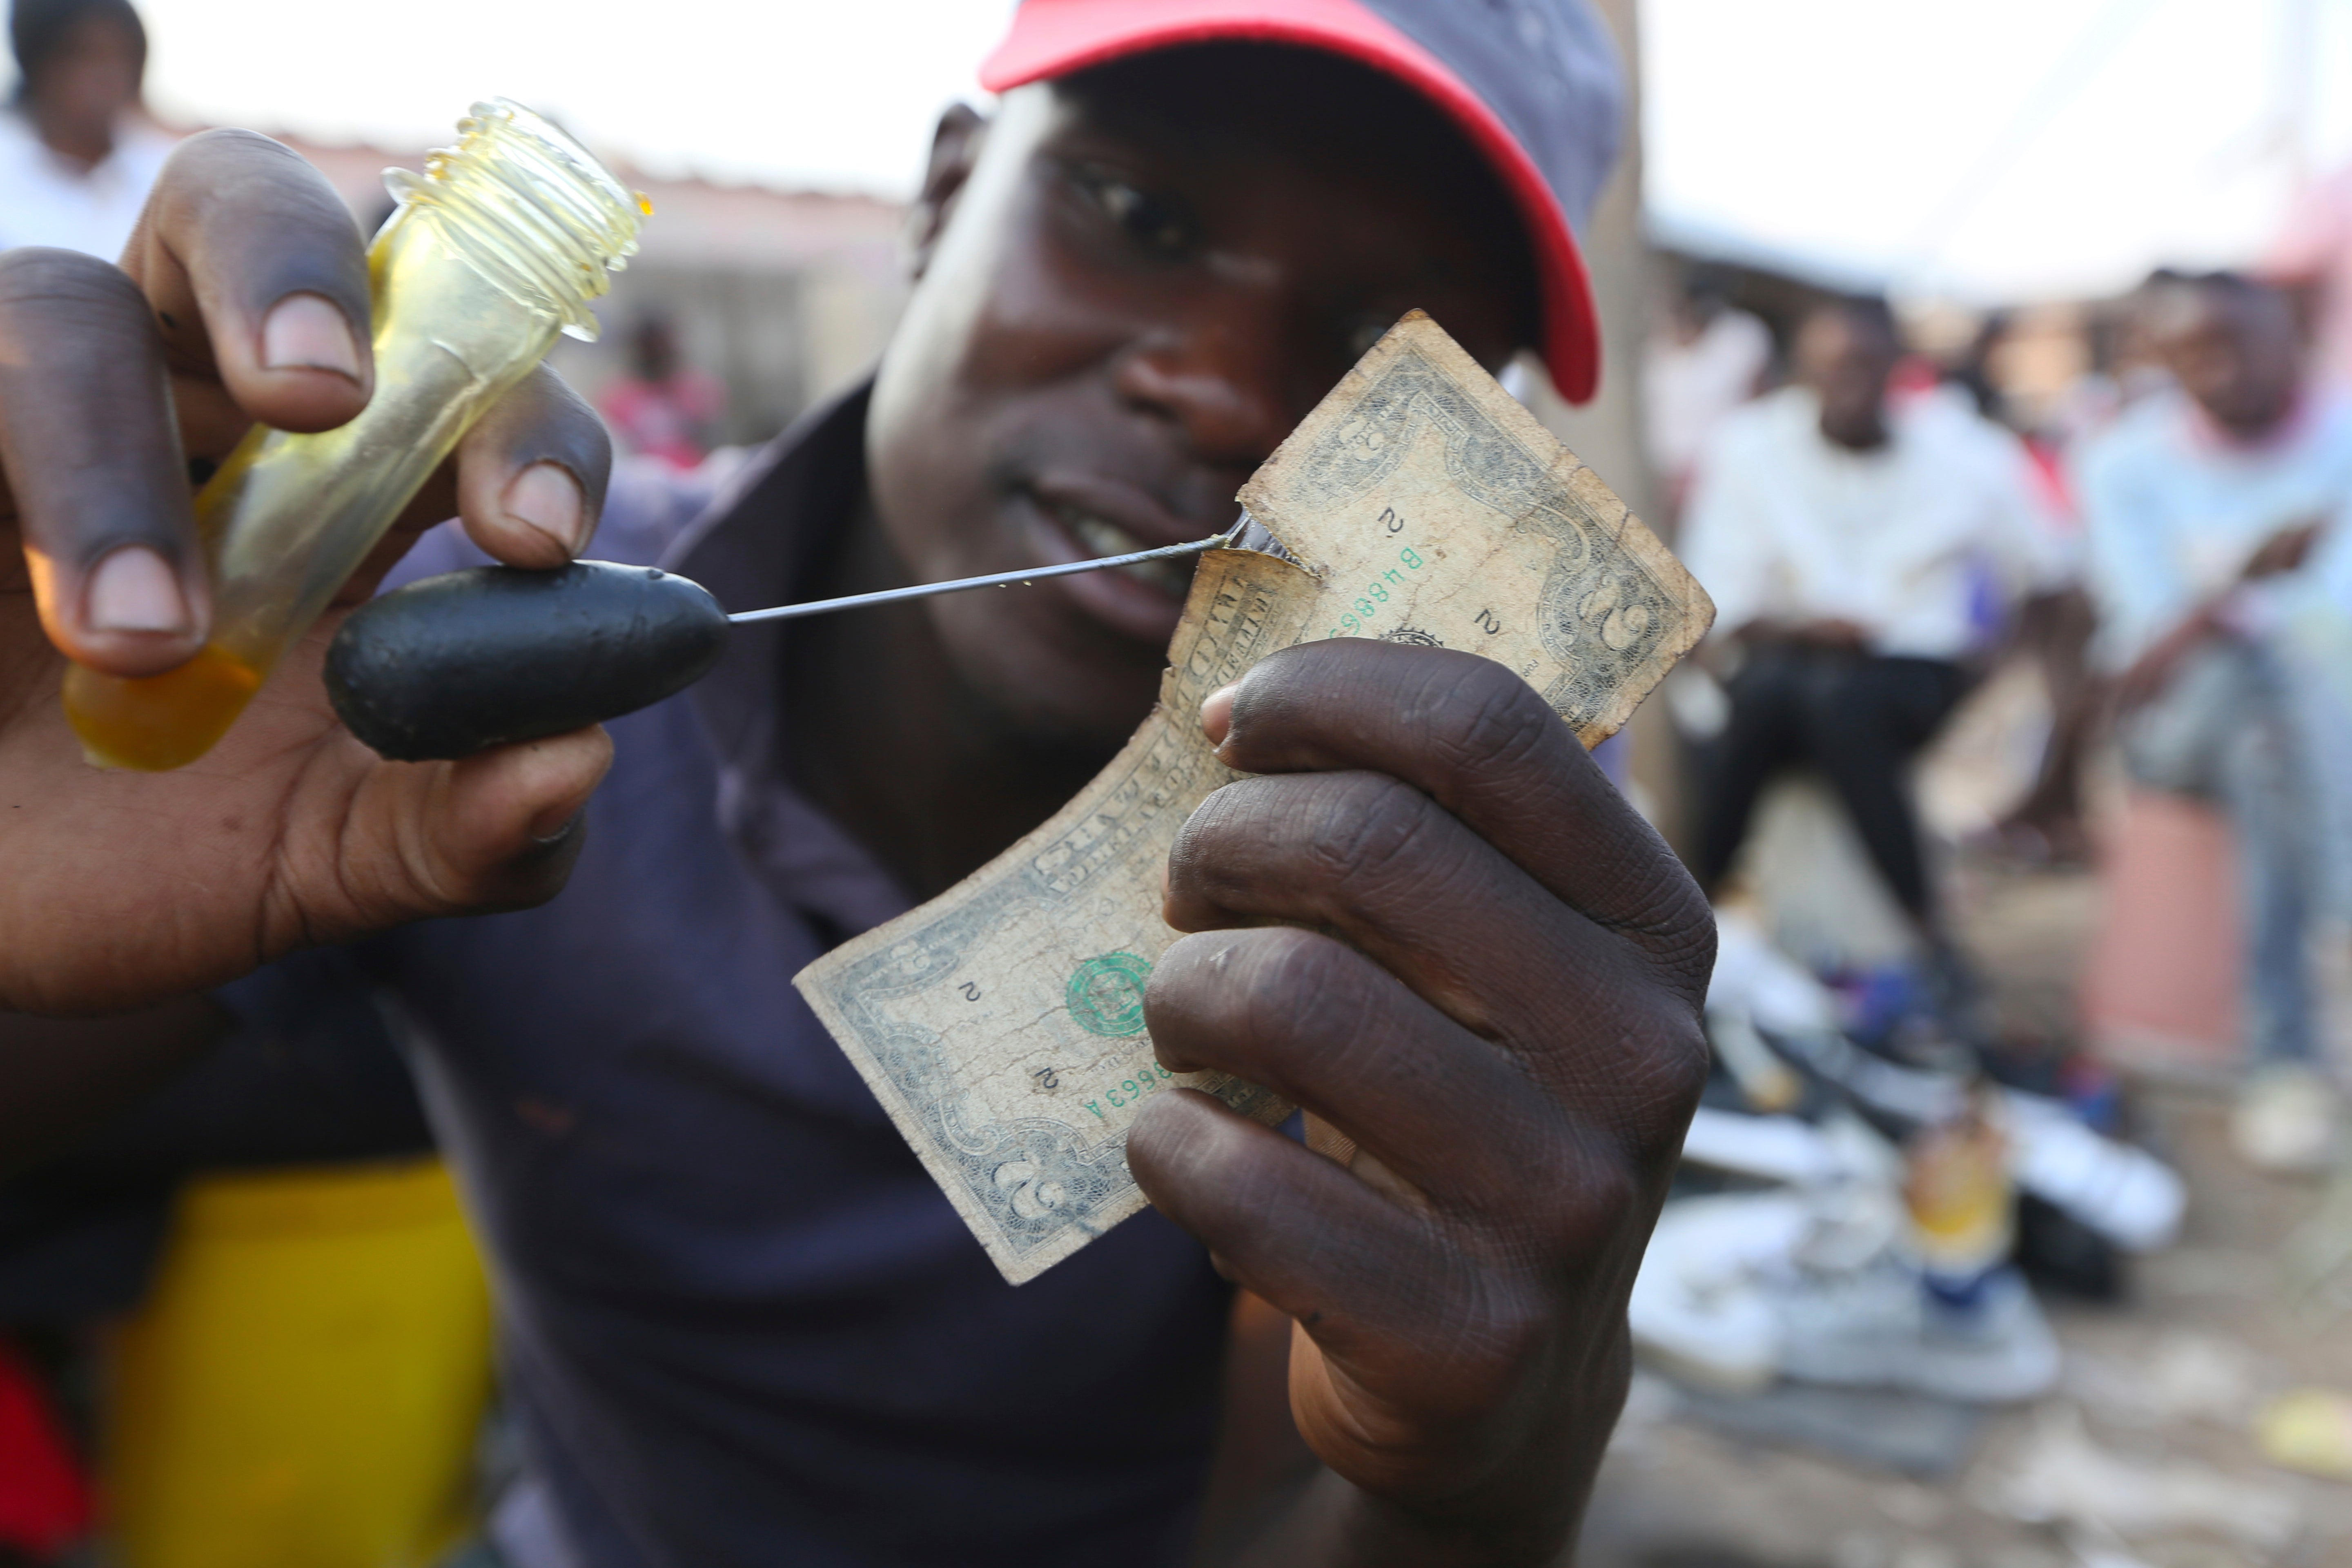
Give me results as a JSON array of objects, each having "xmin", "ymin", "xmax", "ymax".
[{"xmin": 325, "ymin": 528, "xmax": 1267, "ymax": 762}]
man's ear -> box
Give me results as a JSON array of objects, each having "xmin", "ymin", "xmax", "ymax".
[{"xmin": 906, "ymin": 103, "xmax": 987, "ymax": 282}]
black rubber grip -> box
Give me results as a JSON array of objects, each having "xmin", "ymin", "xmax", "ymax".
[{"xmin": 325, "ymin": 561, "xmax": 732, "ymax": 762}]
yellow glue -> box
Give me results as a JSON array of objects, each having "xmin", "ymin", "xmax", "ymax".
[{"xmin": 65, "ymin": 100, "xmax": 645, "ymax": 771}]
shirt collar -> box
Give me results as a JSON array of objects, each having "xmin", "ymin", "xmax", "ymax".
[
  {"xmin": 659, "ymin": 377, "xmax": 913, "ymax": 937},
  {"xmin": 663, "ymin": 377, "xmax": 874, "ymax": 783}
]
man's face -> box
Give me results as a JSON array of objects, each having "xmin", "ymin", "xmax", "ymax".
[
  {"xmin": 865, "ymin": 47, "xmax": 1539, "ymax": 749},
  {"xmin": 1793, "ymin": 309, "xmax": 1895, "ymax": 451},
  {"xmin": 2154, "ymin": 285, "xmax": 2302, "ymax": 439},
  {"xmin": 32, "ymin": 15, "xmax": 141, "ymax": 138}
]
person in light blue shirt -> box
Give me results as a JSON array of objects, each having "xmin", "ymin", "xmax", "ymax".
[{"xmin": 2074, "ymin": 270, "xmax": 2352, "ymax": 1172}]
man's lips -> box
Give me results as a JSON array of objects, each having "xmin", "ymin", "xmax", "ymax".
[{"xmin": 1023, "ymin": 475, "xmax": 1224, "ymax": 602}]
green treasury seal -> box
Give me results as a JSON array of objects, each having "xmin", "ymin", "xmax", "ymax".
[{"xmin": 1064, "ymin": 951, "xmax": 1153, "ymax": 1038}]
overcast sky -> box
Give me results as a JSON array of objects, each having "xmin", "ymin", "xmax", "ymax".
[
  {"xmin": 118, "ymin": 0, "xmax": 2352, "ymax": 304},
  {"xmin": 1644, "ymin": 0, "xmax": 2352, "ymax": 301}
]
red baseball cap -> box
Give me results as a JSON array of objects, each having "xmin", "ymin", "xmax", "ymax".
[{"xmin": 980, "ymin": 0, "xmax": 1624, "ymax": 403}]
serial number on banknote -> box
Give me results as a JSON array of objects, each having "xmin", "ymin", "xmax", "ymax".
[
  {"xmin": 1324, "ymin": 538, "xmax": 1429, "ymax": 639},
  {"xmin": 1079, "ymin": 1060, "xmax": 1176, "ymax": 1121}
]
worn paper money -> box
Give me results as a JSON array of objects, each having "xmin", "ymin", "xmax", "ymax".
[{"xmin": 797, "ymin": 312, "xmax": 1713, "ymax": 1283}]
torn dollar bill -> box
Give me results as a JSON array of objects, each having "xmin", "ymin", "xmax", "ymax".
[{"xmin": 796, "ymin": 311, "xmax": 1714, "ymax": 1283}]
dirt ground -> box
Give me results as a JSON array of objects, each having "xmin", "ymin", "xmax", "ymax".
[{"xmin": 1569, "ymin": 853, "xmax": 2352, "ymax": 1568}]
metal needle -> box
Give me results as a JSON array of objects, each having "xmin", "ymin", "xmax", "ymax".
[{"xmin": 725, "ymin": 531, "xmax": 1238, "ymax": 626}]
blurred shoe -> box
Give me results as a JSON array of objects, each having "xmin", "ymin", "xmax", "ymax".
[
  {"xmin": 1706, "ymin": 907, "xmax": 1841, "ymax": 1036},
  {"xmin": 1629, "ymin": 1192, "xmax": 1810, "ymax": 1395},
  {"xmin": 2003, "ymin": 1088, "xmax": 2184, "ymax": 1252},
  {"xmin": 1771, "ymin": 1259, "xmax": 2060, "ymax": 1403},
  {"xmin": 1636, "ymin": 1138, "xmax": 2067, "ymax": 1402},
  {"xmin": 2232, "ymin": 1065, "xmax": 2343, "ymax": 1175},
  {"xmin": 1702, "ymin": 1009, "xmax": 1805, "ymax": 1113},
  {"xmin": 1680, "ymin": 1105, "xmax": 1849, "ymax": 1187}
]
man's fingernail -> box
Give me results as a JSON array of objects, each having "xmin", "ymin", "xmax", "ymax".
[
  {"xmin": 85, "ymin": 546, "xmax": 192, "ymax": 635},
  {"xmin": 1200, "ymin": 684, "xmax": 1239, "ymax": 743},
  {"xmin": 260, "ymin": 292, "xmax": 363, "ymax": 379},
  {"xmin": 503, "ymin": 463, "xmax": 588, "ymax": 555},
  {"xmin": 528, "ymin": 800, "xmax": 587, "ymax": 845}
]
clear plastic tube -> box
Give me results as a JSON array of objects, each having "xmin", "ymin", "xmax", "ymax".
[{"xmin": 64, "ymin": 99, "xmax": 644, "ymax": 771}]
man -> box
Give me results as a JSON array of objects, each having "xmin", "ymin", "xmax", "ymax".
[
  {"xmin": 0, "ymin": 3, "xmax": 1712, "ymax": 1564},
  {"xmin": 1678, "ymin": 297, "xmax": 2063, "ymax": 968},
  {"xmin": 0, "ymin": 0, "xmax": 173, "ymax": 258},
  {"xmin": 2076, "ymin": 271, "xmax": 2352, "ymax": 1174}
]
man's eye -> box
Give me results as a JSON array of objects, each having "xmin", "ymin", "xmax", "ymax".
[{"xmin": 1080, "ymin": 171, "xmax": 1194, "ymax": 256}]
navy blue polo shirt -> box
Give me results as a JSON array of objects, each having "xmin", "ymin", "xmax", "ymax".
[{"xmin": 221, "ymin": 386, "xmax": 1234, "ymax": 1568}]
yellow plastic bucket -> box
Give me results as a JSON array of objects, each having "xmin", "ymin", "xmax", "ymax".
[{"xmin": 104, "ymin": 1158, "xmax": 492, "ymax": 1568}]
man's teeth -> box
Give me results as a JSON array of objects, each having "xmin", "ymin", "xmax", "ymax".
[
  {"xmin": 1060, "ymin": 507, "xmax": 1194, "ymax": 597},
  {"xmin": 1066, "ymin": 510, "xmax": 1144, "ymax": 557}
]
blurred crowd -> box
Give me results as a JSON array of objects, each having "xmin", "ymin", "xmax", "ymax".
[
  {"xmin": 1656, "ymin": 254, "xmax": 2352, "ymax": 1138},
  {"xmin": 1626, "ymin": 187, "xmax": 2352, "ymax": 1436}
]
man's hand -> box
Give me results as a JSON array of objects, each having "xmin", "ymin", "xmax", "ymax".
[
  {"xmin": 1132, "ymin": 640, "xmax": 1713, "ymax": 1565},
  {"xmin": 2113, "ymin": 517, "xmax": 2328, "ymax": 715},
  {"xmin": 0, "ymin": 130, "xmax": 612, "ymax": 1015},
  {"xmin": 2242, "ymin": 517, "xmax": 2325, "ymax": 580},
  {"xmin": 2114, "ymin": 610, "xmax": 2214, "ymax": 712}
]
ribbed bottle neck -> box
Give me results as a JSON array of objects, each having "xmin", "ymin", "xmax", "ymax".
[{"xmin": 383, "ymin": 99, "xmax": 643, "ymax": 342}]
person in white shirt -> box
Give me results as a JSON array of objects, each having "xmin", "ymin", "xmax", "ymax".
[
  {"xmin": 1679, "ymin": 297, "xmax": 2065, "ymax": 953},
  {"xmin": 0, "ymin": 0, "xmax": 171, "ymax": 260},
  {"xmin": 2075, "ymin": 271, "xmax": 2352, "ymax": 1172}
]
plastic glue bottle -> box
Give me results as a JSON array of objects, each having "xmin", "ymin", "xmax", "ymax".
[{"xmin": 64, "ymin": 100, "xmax": 645, "ymax": 771}]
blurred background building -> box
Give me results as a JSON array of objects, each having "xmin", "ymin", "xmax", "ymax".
[{"xmin": 286, "ymin": 133, "xmax": 910, "ymax": 454}]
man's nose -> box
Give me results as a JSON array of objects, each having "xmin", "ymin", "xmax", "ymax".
[{"xmin": 1110, "ymin": 313, "xmax": 1296, "ymax": 472}]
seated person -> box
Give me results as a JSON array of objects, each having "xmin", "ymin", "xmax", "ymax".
[
  {"xmin": 1679, "ymin": 297, "xmax": 2065, "ymax": 976},
  {"xmin": 2075, "ymin": 270, "xmax": 2352, "ymax": 1173},
  {"xmin": 0, "ymin": 3, "xmax": 1714, "ymax": 1564}
]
